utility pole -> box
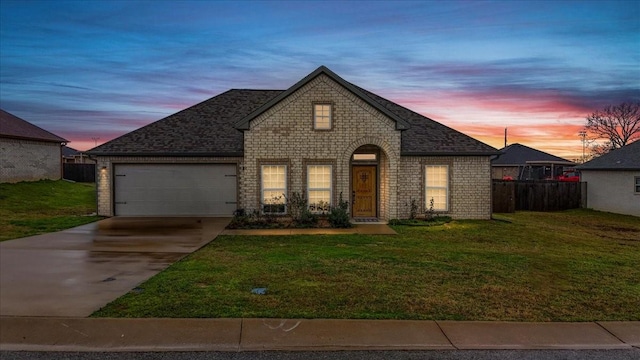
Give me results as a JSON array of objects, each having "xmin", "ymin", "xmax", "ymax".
[
  {"xmin": 504, "ymin": 127, "xmax": 507, "ymax": 148},
  {"xmin": 578, "ymin": 131, "xmax": 587, "ymax": 163}
]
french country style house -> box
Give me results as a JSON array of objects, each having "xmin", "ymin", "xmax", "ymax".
[{"xmin": 88, "ymin": 66, "xmax": 498, "ymax": 220}]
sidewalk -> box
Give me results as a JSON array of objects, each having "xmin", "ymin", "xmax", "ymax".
[{"xmin": 1, "ymin": 317, "xmax": 638, "ymax": 352}]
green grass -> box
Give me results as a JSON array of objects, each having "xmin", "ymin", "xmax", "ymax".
[
  {"xmin": 92, "ymin": 209, "xmax": 640, "ymax": 321},
  {"xmin": 0, "ymin": 180, "xmax": 102, "ymax": 241}
]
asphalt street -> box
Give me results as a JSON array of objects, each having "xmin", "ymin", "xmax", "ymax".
[{"xmin": 2, "ymin": 350, "xmax": 640, "ymax": 360}]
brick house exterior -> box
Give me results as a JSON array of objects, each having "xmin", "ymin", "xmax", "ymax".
[
  {"xmin": 1, "ymin": 109, "xmax": 67, "ymax": 183},
  {"xmin": 89, "ymin": 66, "xmax": 497, "ymax": 220}
]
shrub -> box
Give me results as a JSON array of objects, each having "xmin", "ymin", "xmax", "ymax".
[
  {"xmin": 286, "ymin": 192, "xmax": 318, "ymax": 228},
  {"xmin": 328, "ymin": 192, "xmax": 352, "ymax": 228}
]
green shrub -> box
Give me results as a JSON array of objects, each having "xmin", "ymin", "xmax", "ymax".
[{"xmin": 328, "ymin": 192, "xmax": 352, "ymax": 228}]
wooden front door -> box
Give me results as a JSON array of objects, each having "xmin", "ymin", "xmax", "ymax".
[{"xmin": 352, "ymin": 165, "xmax": 376, "ymax": 217}]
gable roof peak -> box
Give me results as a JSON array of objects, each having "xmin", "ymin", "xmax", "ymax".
[{"xmin": 233, "ymin": 66, "xmax": 410, "ymax": 131}]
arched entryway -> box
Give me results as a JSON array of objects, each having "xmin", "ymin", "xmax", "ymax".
[{"xmin": 349, "ymin": 144, "xmax": 391, "ymax": 220}]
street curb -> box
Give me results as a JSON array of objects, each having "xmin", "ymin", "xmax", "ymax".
[{"xmin": 1, "ymin": 317, "xmax": 638, "ymax": 352}]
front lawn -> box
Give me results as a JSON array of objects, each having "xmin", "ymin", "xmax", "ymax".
[
  {"xmin": 92, "ymin": 209, "xmax": 640, "ymax": 321},
  {"xmin": 0, "ymin": 180, "xmax": 102, "ymax": 241}
]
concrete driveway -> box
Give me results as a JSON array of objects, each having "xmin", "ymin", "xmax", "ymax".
[{"xmin": 0, "ymin": 217, "xmax": 230, "ymax": 317}]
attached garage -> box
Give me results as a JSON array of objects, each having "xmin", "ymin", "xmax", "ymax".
[{"xmin": 113, "ymin": 164, "xmax": 237, "ymax": 216}]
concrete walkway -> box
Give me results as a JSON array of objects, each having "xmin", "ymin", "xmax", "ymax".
[{"xmin": 0, "ymin": 317, "xmax": 638, "ymax": 352}]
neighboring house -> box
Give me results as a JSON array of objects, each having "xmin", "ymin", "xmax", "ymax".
[
  {"xmin": 0, "ymin": 109, "xmax": 67, "ymax": 183},
  {"xmin": 88, "ymin": 66, "xmax": 498, "ymax": 220},
  {"xmin": 492, "ymin": 143, "xmax": 575, "ymax": 180},
  {"xmin": 62, "ymin": 146, "xmax": 95, "ymax": 164},
  {"xmin": 576, "ymin": 141, "xmax": 640, "ymax": 217}
]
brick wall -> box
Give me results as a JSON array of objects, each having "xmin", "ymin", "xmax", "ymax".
[
  {"xmin": 94, "ymin": 156, "xmax": 242, "ymax": 216},
  {"xmin": 399, "ymin": 156, "xmax": 492, "ymax": 219},
  {"xmin": 0, "ymin": 138, "xmax": 62, "ymax": 183},
  {"xmin": 242, "ymin": 74, "xmax": 402, "ymax": 220}
]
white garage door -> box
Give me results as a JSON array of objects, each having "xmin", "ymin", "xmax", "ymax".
[{"xmin": 114, "ymin": 164, "xmax": 237, "ymax": 216}]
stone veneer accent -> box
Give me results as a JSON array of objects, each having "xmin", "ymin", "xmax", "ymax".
[
  {"xmin": 398, "ymin": 156, "xmax": 492, "ymax": 219},
  {"xmin": 95, "ymin": 156, "xmax": 242, "ymax": 216},
  {"xmin": 242, "ymin": 74, "xmax": 401, "ymax": 220},
  {"xmin": 0, "ymin": 138, "xmax": 62, "ymax": 183}
]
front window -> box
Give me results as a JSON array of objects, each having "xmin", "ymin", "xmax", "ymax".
[
  {"xmin": 314, "ymin": 104, "xmax": 332, "ymax": 130},
  {"xmin": 261, "ymin": 165, "xmax": 286, "ymax": 214},
  {"xmin": 307, "ymin": 165, "xmax": 332, "ymax": 212},
  {"xmin": 635, "ymin": 176, "xmax": 640, "ymax": 194},
  {"xmin": 425, "ymin": 165, "xmax": 449, "ymax": 211}
]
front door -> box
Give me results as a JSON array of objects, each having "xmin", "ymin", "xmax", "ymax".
[{"xmin": 352, "ymin": 165, "xmax": 376, "ymax": 217}]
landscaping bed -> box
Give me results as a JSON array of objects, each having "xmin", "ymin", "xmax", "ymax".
[{"xmin": 92, "ymin": 209, "xmax": 640, "ymax": 321}]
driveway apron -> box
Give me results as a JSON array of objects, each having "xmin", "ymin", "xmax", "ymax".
[{"xmin": 0, "ymin": 217, "xmax": 230, "ymax": 317}]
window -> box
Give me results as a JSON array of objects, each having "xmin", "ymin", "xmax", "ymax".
[
  {"xmin": 314, "ymin": 104, "xmax": 331, "ymax": 129},
  {"xmin": 425, "ymin": 165, "xmax": 449, "ymax": 211},
  {"xmin": 635, "ymin": 176, "xmax": 640, "ymax": 194},
  {"xmin": 353, "ymin": 153, "xmax": 377, "ymax": 161},
  {"xmin": 261, "ymin": 165, "xmax": 287, "ymax": 214},
  {"xmin": 307, "ymin": 165, "xmax": 332, "ymax": 212}
]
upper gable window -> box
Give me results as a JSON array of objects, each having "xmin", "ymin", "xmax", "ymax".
[{"xmin": 314, "ymin": 104, "xmax": 332, "ymax": 130}]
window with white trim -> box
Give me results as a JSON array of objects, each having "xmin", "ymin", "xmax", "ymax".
[
  {"xmin": 425, "ymin": 165, "xmax": 449, "ymax": 211},
  {"xmin": 307, "ymin": 165, "xmax": 332, "ymax": 213},
  {"xmin": 635, "ymin": 176, "xmax": 640, "ymax": 194},
  {"xmin": 261, "ymin": 165, "xmax": 287, "ymax": 214},
  {"xmin": 314, "ymin": 104, "xmax": 331, "ymax": 130}
]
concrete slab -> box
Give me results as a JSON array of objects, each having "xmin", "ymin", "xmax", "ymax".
[
  {"xmin": 598, "ymin": 322, "xmax": 640, "ymax": 346},
  {"xmin": 0, "ymin": 217, "xmax": 230, "ymax": 317},
  {"xmin": 0, "ymin": 317, "xmax": 241, "ymax": 352},
  {"xmin": 437, "ymin": 321, "xmax": 629, "ymax": 349},
  {"xmin": 240, "ymin": 319, "xmax": 453, "ymax": 351}
]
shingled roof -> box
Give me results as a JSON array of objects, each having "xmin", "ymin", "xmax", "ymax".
[
  {"xmin": 492, "ymin": 143, "xmax": 574, "ymax": 166},
  {"xmin": 355, "ymin": 86, "xmax": 498, "ymax": 155},
  {"xmin": 0, "ymin": 109, "xmax": 67, "ymax": 143},
  {"xmin": 88, "ymin": 89, "xmax": 283, "ymax": 156},
  {"xmin": 576, "ymin": 140, "xmax": 640, "ymax": 170},
  {"xmin": 89, "ymin": 66, "xmax": 498, "ymax": 156}
]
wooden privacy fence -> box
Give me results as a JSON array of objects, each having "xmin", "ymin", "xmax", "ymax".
[
  {"xmin": 63, "ymin": 163, "xmax": 96, "ymax": 183},
  {"xmin": 492, "ymin": 180, "xmax": 583, "ymax": 213}
]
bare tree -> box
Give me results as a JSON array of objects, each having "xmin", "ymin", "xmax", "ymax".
[{"xmin": 585, "ymin": 102, "xmax": 640, "ymax": 154}]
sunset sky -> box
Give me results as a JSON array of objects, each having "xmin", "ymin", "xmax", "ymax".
[{"xmin": 1, "ymin": 0, "xmax": 638, "ymax": 160}]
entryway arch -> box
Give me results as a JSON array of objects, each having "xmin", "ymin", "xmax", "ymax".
[{"xmin": 341, "ymin": 138, "xmax": 399, "ymax": 220}]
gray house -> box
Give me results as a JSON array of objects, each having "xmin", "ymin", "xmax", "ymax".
[
  {"xmin": 88, "ymin": 66, "xmax": 498, "ymax": 220},
  {"xmin": 0, "ymin": 109, "xmax": 67, "ymax": 183},
  {"xmin": 577, "ymin": 141, "xmax": 640, "ymax": 217}
]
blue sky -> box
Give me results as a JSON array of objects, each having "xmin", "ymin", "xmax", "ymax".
[{"xmin": 1, "ymin": 0, "xmax": 638, "ymax": 158}]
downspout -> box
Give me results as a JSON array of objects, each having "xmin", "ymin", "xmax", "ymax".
[
  {"xmin": 60, "ymin": 142, "xmax": 67, "ymax": 180},
  {"xmin": 88, "ymin": 154, "xmax": 99, "ymax": 216}
]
